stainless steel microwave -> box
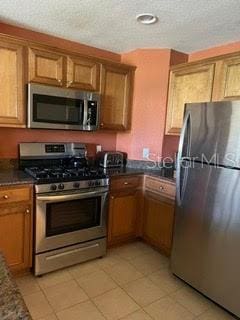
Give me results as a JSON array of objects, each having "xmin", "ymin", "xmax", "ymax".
[{"xmin": 27, "ymin": 83, "xmax": 100, "ymax": 131}]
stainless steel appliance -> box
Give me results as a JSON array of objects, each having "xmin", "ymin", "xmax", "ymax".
[
  {"xmin": 171, "ymin": 101, "xmax": 240, "ymax": 318},
  {"xmin": 20, "ymin": 142, "xmax": 109, "ymax": 276},
  {"xmin": 27, "ymin": 83, "xmax": 100, "ymax": 131},
  {"xmin": 96, "ymin": 151, "xmax": 127, "ymax": 168}
]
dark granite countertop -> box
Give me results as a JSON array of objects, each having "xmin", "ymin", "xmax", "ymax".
[
  {"xmin": 0, "ymin": 170, "xmax": 34, "ymax": 187},
  {"xmin": 105, "ymin": 167, "xmax": 176, "ymax": 183},
  {"xmin": 0, "ymin": 253, "xmax": 32, "ymax": 320}
]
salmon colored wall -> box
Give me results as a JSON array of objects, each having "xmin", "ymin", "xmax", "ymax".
[
  {"xmin": 189, "ymin": 41, "xmax": 240, "ymax": 62},
  {"xmin": 117, "ymin": 49, "xmax": 187, "ymax": 161},
  {"xmin": 0, "ymin": 22, "xmax": 120, "ymax": 62},
  {"xmin": 116, "ymin": 49, "xmax": 172, "ymax": 161},
  {"xmin": 0, "ymin": 22, "xmax": 119, "ymax": 159},
  {"xmin": 0, "ymin": 128, "xmax": 116, "ymax": 158}
]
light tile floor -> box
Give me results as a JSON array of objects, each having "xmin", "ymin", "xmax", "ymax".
[{"xmin": 15, "ymin": 241, "xmax": 237, "ymax": 320}]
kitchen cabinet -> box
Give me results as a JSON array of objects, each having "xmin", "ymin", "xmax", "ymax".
[
  {"xmin": 0, "ymin": 37, "xmax": 25, "ymax": 127},
  {"xmin": 100, "ymin": 63, "xmax": 134, "ymax": 131},
  {"xmin": 212, "ymin": 56, "xmax": 240, "ymax": 101},
  {"xmin": 66, "ymin": 55, "xmax": 100, "ymax": 91},
  {"xmin": 28, "ymin": 47, "xmax": 64, "ymax": 86},
  {"xmin": 107, "ymin": 175, "xmax": 143, "ymax": 246},
  {"xmin": 165, "ymin": 62, "xmax": 215, "ymax": 135},
  {"xmin": 142, "ymin": 176, "xmax": 176, "ymax": 255},
  {"xmin": 0, "ymin": 185, "xmax": 33, "ymax": 274}
]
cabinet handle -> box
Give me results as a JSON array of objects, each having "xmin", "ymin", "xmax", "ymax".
[
  {"xmin": 159, "ymin": 186, "xmax": 164, "ymax": 191},
  {"xmin": 3, "ymin": 195, "xmax": 9, "ymax": 199},
  {"xmin": 25, "ymin": 209, "xmax": 30, "ymax": 214},
  {"xmin": 124, "ymin": 182, "xmax": 129, "ymax": 185}
]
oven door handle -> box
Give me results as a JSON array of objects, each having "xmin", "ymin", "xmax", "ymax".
[{"xmin": 37, "ymin": 190, "xmax": 107, "ymax": 203}]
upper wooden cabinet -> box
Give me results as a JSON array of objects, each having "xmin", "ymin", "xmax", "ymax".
[
  {"xmin": 166, "ymin": 63, "xmax": 215, "ymax": 135},
  {"xmin": 100, "ymin": 64, "xmax": 134, "ymax": 130},
  {"xmin": 28, "ymin": 47, "xmax": 64, "ymax": 86},
  {"xmin": 0, "ymin": 38, "xmax": 25, "ymax": 127},
  {"xmin": 212, "ymin": 56, "xmax": 240, "ymax": 101},
  {"xmin": 66, "ymin": 56, "xmax": 100, "ymax": 91}
]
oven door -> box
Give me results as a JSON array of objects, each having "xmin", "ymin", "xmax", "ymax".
[{"xmin": 35, "ymin": 188, "xmax": 108, "ymax": 253}]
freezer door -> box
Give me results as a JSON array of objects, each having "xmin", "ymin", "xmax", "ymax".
[
  {"xmin": 172, "ymin": 161, "xmax": 240, "ymax": 317},
  {"xmin": 184, "ymin": 101, "xmax": 240, "ymax": 168}
]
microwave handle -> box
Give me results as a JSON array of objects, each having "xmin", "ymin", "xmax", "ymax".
[{"xmin": 83, "ymin": 100, "xmax": 89, "ymax": 126}]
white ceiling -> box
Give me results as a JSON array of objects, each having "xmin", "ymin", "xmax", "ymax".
[{"xmin": 0, "ymin": 0, "xmax": 239, "ymax": 53}]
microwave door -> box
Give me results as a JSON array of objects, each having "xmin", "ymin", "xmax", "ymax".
[{"xmin": 28, "ymin": 83, "xmax": 100, "ymax": 131}]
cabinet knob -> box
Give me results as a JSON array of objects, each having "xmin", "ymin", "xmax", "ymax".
[
  {"xmin": 159, "ymin": 186, "xmax": 164, "ymax": 191},
  {"xmin": 3, "ymin": 195, "xmax": 9, "ymax": 199},
  {"xmin": 100, "ymin": 123, "xmax": 104, "ymax": 127},
  {"xmin": 111, "ymin": 196, "xmax": 114, "ymax": 199},
  {"xmin": 124, "ymin": 182, "xmax": 129, "ymax": 185},
  {"xmin": 25, "ymin": 209, "xmax": 30, "ymax": 214},
  {"xmin": 58, "ymin": 79, "xmax": 62, "ymax": 83}
]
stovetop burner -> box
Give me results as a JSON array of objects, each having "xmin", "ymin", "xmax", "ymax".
[{"xmin": 25, "ymin": 165, "xmax": 107, "ymax": 184}]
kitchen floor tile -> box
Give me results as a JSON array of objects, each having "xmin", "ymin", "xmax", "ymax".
[
  {"xmin": 16, "ymin": 274, "xmax": 41, "ymax": 296},
  {"xmin": 96, "ymin": 252, "xmax": 125, "ymax": 269},
  {"xmin": 129, "ymin": 251, "xmax": 168, "ymax": 276},
  {"xmin": 123, "ymin": 277, "xmax": 167, "ymax": 307},
  {"xmin": 93, "ymin": 287, "xmax": 140, "ymax": 320},
  {"xmin": 37, "ymin": 269, "xmax": 72, "ymax": 289},
  {"xmin": 56, "ymin": 300, "xmax": 105, "ymax": 320},
  {"xmin": 110, "ymin": 242, "xmax": 150, "ymax": 260},
  {"xmin": 76, "ymin": 269, "xmax": 117, "ymax": 297},
  {"xmin": 196, "ymin": 305, "xmax": 236, "ymax": 320},
  {"xmin": 121, "ymin": 309, "xmax": 153, "ymax": 320},
  {"xmin": 102, "ymin": 260, "xmax": 144, "ymax": 285},
  {"xmin": 23, "ymin": 291, "xmax": 53, "ymax": 320},
  {"xmin": 144, "ymin": 296, "xmax": 195, "ymax": 320},
  {"xmin": 43, "ymin": 279, "xmax": 88, "ymax": 312},
  {"xmin": 67, "ymin": 259, "xmax": 100, "ymax": 279},
  {"xmin": 171, "ymin": 286, "xmax": 213, "ymax": 316},
  {"xmin": 38, "ymin": 313, "xmax": 58, "ymax": 320},
  {"xmin": 148, "ymin": 267, "xmax": 183, "ymax": 294}
]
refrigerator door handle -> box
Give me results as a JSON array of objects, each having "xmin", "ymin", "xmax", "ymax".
[{"xmin": 176, "ymin": 111, "xmax": 191, "ymax": 206}]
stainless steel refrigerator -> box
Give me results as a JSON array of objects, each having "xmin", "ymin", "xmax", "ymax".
[{"xmin": 171, "ymin": 101, "xmax": 240, "ymax": 318}]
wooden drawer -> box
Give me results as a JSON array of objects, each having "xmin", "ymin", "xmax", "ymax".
[
  {"xmin": 0, "ymin": 186, "xmax": 31, "ymax": 204},
  {"xmin": 110, "ymin": 175, "xmax": 142, "ymax": 192},
  {"xmin": 144, "ymin": 176, "xmax": 176, "ymax": 199}
]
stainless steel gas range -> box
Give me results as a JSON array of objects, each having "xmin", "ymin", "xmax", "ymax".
[{"xmin": 19, "ymin": 142, "xmax": 109, "ymax": 276}]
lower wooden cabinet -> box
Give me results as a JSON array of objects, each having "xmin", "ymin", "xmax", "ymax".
[
  {"xmin": 143, "ymin": 191, "xmax": 175, "ymax": 256},
  {"xmin": 0, "ymin": 185, "xmax": 33, "ymax": 273},
  {"xmin": 107, "ymin": 190, "xmax": 142, "ymax": 246}
]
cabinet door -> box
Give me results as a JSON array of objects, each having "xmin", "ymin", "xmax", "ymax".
[
  {"xmin": 165, "ymin": 63, "xmax": 215, "ymax": 135},
  {"xmin": 28, "ymin": 47, "xmax": 64, "ymax": 86},
  {"xmin": 212, "ymin": 56, "xmax": 240, "ymax": 101},
  {"xmin": 0, "ymin": 40, "xmax": 25, "ymax": 127},
  {"xmin": 0, "ymin": 204, "xmax": 32, "ymax": 272},
  {"xmin": 100, "ymin": 64, "xmax": 134, "ymax": 130},
  {"xmin": 108, "ymin": 190, "xmax": 139, "ymax": 246},
  {"xmin": 143, "ymin": 192, "xmax": 174, "ymax": 255},
  {"xmin": 66, "ymin": 56, "xmax": 100, "ymax": 91}
]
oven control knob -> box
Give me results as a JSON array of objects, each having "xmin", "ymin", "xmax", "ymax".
[
  {"xmin": 88, "ymin": 181, "xmax": 94, "ymax": 187},
  {"xmin": 96, "ymin": 181, "xmax": 101, "ymax": 186},
  {"xmin": 73, "ymin": 182, "xmax": 80, "ymax": 188},
  {"xmin": 50, "ymin": 184, "xmax": 57, "ymax": 191},
  {"xmin": 58, "ymin": 183, "xmax": 65, "ymax": 190}
]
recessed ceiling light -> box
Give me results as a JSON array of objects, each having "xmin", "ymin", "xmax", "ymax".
[{"xmin": 136, "ymin": 13, "xmax": 158, "ymax": 25}]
